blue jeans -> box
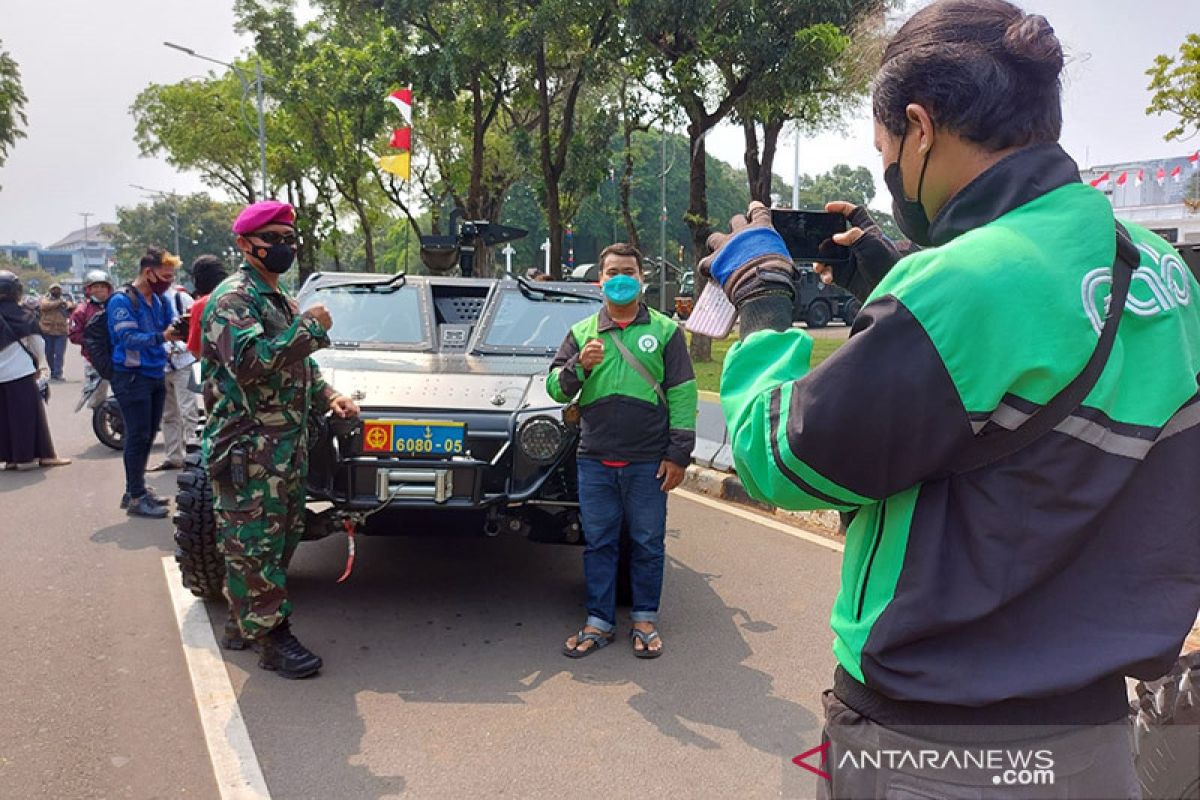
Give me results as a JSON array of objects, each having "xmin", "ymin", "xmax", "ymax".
[
  {"xmin": 110, "ymin": 370, "xmax": 166, "ymax": 498},
  {"xmin": 577, "ymin": 458, "xmax": 668, "ymax": 633},
  {"xmin": 43, "ymin": 334, "xmax": 67, "ymax": 380}
]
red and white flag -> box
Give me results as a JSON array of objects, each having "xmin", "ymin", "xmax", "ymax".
[
  {"xmin": 389, "ymin": 127, "xmax": 411, "ymax": 151},
  {"xmin": 1189, "ymin": 151, "xmax": 1199, "ymax": 170},
  {"xmin": 1134, "ymin": 168, "xmax": 1145, "ymax": 187},
  {"xmin": 1171, "ymin": 165, "xmax": 1183, "ymax": 183},
  {"xmin": 1155, "ymin": 167, "xmax": 1166, "ymax": 186},
  {"xmin": 1089, "ymin": 171, "xmax": 1110, "ymax": 189},
  {"xmin": 386, "ymin": 88, "xmax": 413, "ymax": 124},
  {"xmin": 1115, "ymin": 171, "xmax": 1128, "ymax": 187}
]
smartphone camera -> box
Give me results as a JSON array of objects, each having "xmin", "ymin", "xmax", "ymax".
[{"xmin": 770, "ymin": 209, "xmax": 850, "ymax": 265}]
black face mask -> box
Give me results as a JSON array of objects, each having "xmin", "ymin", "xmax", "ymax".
[
  {"xmin": 253, "ymin": 243, "xmax": 296, "ymax": 274},
  {"xmin": 884, "ymin": 129, "xmax": 934, "ymax": 247}
]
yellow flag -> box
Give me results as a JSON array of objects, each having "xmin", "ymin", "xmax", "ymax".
[{"xmin": 378, "ymin": 152, "xmax": 410, "ymax": 180}]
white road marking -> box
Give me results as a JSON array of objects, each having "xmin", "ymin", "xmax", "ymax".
[
  {"xmin": 161, "ymin": 557, "xmax": 272, "ymax": 800},
  {"xmin": 674, "ymin": 489, "xmax": 845, "ymax": 554}
]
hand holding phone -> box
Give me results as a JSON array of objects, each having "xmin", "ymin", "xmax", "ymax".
[{"xmin": 770, "ymin": 209, "xmax": 850, "ymax": 265}]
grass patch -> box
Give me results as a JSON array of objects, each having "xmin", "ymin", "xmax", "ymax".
[{"xmin": 687, "ymin": 332, "xmax": 844, "ymax": 395}]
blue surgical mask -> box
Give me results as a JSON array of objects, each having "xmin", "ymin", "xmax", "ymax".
[{"xmin": 603, "ymin": 274, "xmax": 641, "ymax": 305}]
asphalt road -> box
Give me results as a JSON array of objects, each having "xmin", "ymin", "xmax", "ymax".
[{"xmin": 3, "ymin": 348, "xmax": 843, "ymax": 800}]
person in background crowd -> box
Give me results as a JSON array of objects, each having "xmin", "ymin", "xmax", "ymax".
[
  {"xmin": 108, "ymin": 247, "xmax": 185, "ymax": 518},
  {"xmin": 186, "ymin": 255, "xmax": 229, "ymax": 358},
  {"xmin": 68, "ymin": 270, "xmax": 115, "ymax": 406},
  {"xmin": 547, "ymin": 243, "xmax": 697, "ymax": 659},
  {"xmin": 150, "ymin": 277, "xmax": 200, "ymax": 472},
  {"xmin": 704, "ymin": 1, "xmax": 1200, "ymax": 796},
  {"xmin": 38, "ymin": 283, "xmax": 72, "ymax": 382},
  {"xmin": 0, "ymin": 271, "xmax": 70, "ymax": 470}
]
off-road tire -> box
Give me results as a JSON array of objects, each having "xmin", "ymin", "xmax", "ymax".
[
  {"xmin": 805, "ymin": 300, "xmax": 832, "ymax": 329},
  {"xmin": 173, "ymin": 452, "xmax": 224, "ymax": 600},
  {"xmin": 841, "ymin": 298, "xmax": 862, "ymax": 328},
  {"xmin": 93, "ymin": 398, "xmax": 124, "ymax": 451},
  {"xmin": 1133, "ymin": 650, "xmax": 1200, "ymax": 799}
]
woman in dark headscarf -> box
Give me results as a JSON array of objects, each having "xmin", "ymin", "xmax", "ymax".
[{"xmin": 0, "ymin": 270, "xmax": 70, "ymax": 470}]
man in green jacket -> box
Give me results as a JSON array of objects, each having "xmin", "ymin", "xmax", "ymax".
[
  {"xmin": 704, "ymin": 1, "xmax": 1200, "ymax": 796},
  {"xmin": 547, "ymin": 243, "xmax": 698, "ymax": 659}
]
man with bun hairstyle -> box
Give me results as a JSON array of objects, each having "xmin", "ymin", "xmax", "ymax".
[
  {"xmin": 704, "ymin": 1, "xmax": 1200, "ymax": 796},
  {"xmin": 201, "ymin": 200, "xmax": 358, "ymax": 679}
]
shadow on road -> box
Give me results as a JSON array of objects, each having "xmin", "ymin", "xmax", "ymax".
[
  {"xmin": 0, "ymin": 470, "xmax": 47, "ymax": 494},
  {"xmin": 91, "ymin": 517, "xmax": 175, "ymax": 553},
  {"xmin": 209, "ymin": 526, "xmax": 818, "ymax": 797}
]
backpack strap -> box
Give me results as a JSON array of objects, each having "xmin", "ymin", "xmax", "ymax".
[
  {"xmin": 608, "ymin": 332, "xmax": 667, "ymax": 406},
  {"xmin": 946, "ymin": 223, "xmax": 1139, "ymax": 475}
]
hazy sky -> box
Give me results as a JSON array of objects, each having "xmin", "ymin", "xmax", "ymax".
[{"xmin": 1, "ymin": 0, "xmax": 1198, "ymax": 247}]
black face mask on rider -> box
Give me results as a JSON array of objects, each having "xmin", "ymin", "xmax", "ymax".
[{"xmin": 884, "ymin": 127, "xmax": 934, "ymax": 247}]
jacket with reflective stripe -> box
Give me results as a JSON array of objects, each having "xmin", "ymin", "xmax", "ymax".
[{"xmin": 721, "ymin": 143, "xmax": 1200, "ymax": 724}]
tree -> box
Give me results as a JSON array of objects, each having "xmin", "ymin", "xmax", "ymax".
[
  {"xmin": 1147, "ymin": 33, "xmax": 1200, "ymax": 143},
  {"xmin": 111, "ymin": 193, "xmax": 243, "ymax": 281},
  {"xmin": 0, "ymin": 41, "xmax": 28, "ymax": 182},
  {"xmin": 626, "ymin": 0, "xmax": 885, "ymax": 361},
  {"xmin": 131, "ymin": 71, "xmax": 263, "ymax": 203}
]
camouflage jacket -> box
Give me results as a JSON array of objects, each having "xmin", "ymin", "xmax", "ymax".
[{"xmin": 200, "ymin": 264, "xmax": 335, "ymax": 476}]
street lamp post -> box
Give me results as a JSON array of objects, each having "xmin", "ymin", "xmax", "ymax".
[
  {"xmin": 79, "ymin": 212, "xmax": 92, "ymax": 276},
  {"xmin": 130, "ymin": 184, "xmax": 180, "ymax": 255},
  {"xmin": 164, "ymin": 41, "xmax": 268, "ymax": 199}
]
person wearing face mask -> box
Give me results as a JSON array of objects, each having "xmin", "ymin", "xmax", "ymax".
[
  {"xmin": 547, "ymin": 243, "xmax": 697, "ymax": 659},
  {"xmin": 703, "ymin": 1, "xmax": 1200, "ymax": 796},
  {"xmin": 200, "ymin": 200, "xmax": 359, "ymax": 680},
  {"xmin": 107, "ymin": 247, "xmax": 185, "ymax": 518},
  {"xmin": 38, "ymin": 283, "xmax": 73, "ymax": 382}
]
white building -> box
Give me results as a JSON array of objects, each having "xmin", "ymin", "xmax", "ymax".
[
  {"xmin": 1082, "ymin": 156, "xmax": 1200, "ymax": 244},
  {"xmin": 46, "ymin": 224, "xmax": 116, "ymax": 280}
]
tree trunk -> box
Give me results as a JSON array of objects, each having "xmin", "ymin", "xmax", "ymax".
[
  {"xmin": 535, "ymin": 45, "xmax": 564, "ymax": 279},
  {"xmin": 468, "ymin": 77, "xmax": 485, "ymax": 220},
  {"xmin": 686, "ymin": 114, "xmax": 712, "ymax": 364},
  {"xmin": 743, "ymin": 120, "xmax": 764, "ymax": 203},
  {"xmin": 620, "ymin": 120, "xmax": 640, "ymax": 250},
  {"xmin": 758, "ymin": 117, "xmax": 785, "ymax": 204}
]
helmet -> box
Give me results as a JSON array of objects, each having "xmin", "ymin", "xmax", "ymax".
[
  {"xmin": 84, "ymin": 269, "xmax": 114, "ymax": 290},
  {"xmin": 0, "ymin": 270, "xmax": 21, "ymax": 302}
]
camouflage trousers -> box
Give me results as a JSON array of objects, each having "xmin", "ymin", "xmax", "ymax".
[{"xmin": 213, "ymin": 462, "xmax": 306, "ymax": 639}]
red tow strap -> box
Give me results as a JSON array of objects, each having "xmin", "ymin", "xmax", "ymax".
[{"xmin": 336, "ymin": 518, "xmax": 357, "ymax": 583}]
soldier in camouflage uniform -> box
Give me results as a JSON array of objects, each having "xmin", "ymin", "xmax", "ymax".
[{"xmin": 201, "ymin": 200, "xmax": 359, "ymax": 679}]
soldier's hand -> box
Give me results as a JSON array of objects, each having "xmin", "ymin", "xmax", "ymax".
[
  {"xmin": 304, "ymin": 303, "xmax": 333, "ymax": 331},
  {"xmin": 329, "ymin": 394, "xmax": 359, "ymax": 419},
  {"xmin": 579, "ymin": 338, "xmax": 605, "ymax": 371},
  {"xmin": 163, "ymin": 325, "xmax": 185, "ymax": 343}
]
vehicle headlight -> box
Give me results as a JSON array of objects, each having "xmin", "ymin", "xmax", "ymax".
[{"xmin": 517, "ymin": 415, "xmax": 566, "ymax": 464}]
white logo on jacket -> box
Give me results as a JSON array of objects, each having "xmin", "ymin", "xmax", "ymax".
[
  {"xmin": 637, "ymin": 334, "xmax": 658, "ymax": 353},
  {"xmin": 1081, "ymin": 244, "xmax": 1192, "ymax": 334}
]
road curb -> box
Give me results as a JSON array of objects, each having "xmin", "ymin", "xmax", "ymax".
[{"xmin": 683, "ymin": 464, "xmax": 846, "ymax": 540}]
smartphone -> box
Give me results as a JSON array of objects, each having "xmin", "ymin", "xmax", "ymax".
[
  {"xmin": 685, "ymin": 281, "xmax": 738, "ymax": 339},
  {"xmin": 770, "ymin": 209, "xmax": 850, "ymax": 264}
]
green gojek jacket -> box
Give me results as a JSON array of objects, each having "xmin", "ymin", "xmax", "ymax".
[
  {"xmin": 547, "ymin": 303, "xmax": 697, "ymax": 466},
  {"xmin": 720, "ymin": 144, "xmax": 1200, "ymax": 725}
]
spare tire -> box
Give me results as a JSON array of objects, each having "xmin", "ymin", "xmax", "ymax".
[
  {"xmin": 1133, "ymin": 650, "xmax": 1200, "ymax": 800},
  {"xmin": 173, "ymin": 451, "xmax": 224, "ymax": 600}
]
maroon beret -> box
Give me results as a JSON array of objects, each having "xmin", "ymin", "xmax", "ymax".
[{"xmin": 232, "ymin": 200, "xmax": 296, "ymax": 235}]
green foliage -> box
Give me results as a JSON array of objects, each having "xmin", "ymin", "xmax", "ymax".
[
  {"xmin": 111, "ymin": 193, "xmax": 243, "ymax": 282},
  {"xmin": 132, "ymin": 71, "xmax": 263, "ymax": 203},
  {"xmin": 0, "ymin": 41, "xmax": 28, "ymax": 182},
  {"xmin": 1147, "ymin": 33, "xmax": 1200, "ymax": 142}
]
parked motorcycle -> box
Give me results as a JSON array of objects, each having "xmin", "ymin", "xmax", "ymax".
[{"xmin": 77, "ymin": 369, "xmax": 123, "ymax": 451}]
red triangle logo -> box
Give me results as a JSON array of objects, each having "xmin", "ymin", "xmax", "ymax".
[{"xmin": 792, "ymin": 741, "xmax": 832, "ymax": 780}]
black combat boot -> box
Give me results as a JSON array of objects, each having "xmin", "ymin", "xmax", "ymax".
[
  {"xmin": 220, "ymin": 615, "xmax": 250, "ymax": 651},
  {"xmin": 257, "ymin": 621, "xmax": 323, "ymax": 679}
]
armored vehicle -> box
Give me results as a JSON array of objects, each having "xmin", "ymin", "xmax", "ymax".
[{"xmin": 173, "ymin": 271, "xmax": 609, "ymax": 599}]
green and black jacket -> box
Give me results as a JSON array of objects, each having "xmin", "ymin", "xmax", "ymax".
[
  {"xmin": 722, "ymin": 143, "xmax": 1200, "ymax": 725},
  {"xmin": 548, "ymin": 303, "xmax": 697, "ymax": 466}
]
